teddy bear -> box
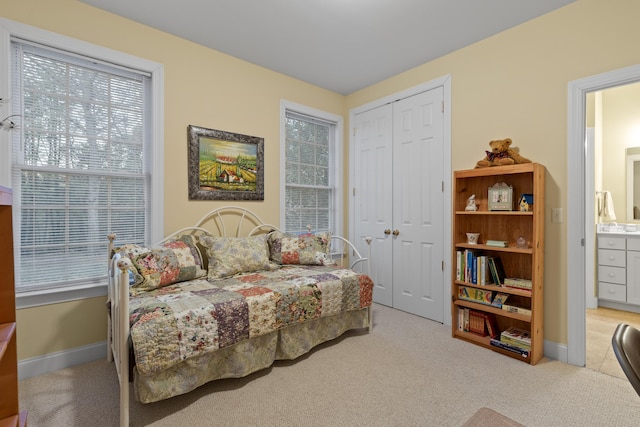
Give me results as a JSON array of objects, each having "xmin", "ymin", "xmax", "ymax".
[{"xmin": 475, "ymin": 138, "xmax": 531, "ymax": 168}]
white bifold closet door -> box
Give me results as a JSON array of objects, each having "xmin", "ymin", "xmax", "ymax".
[{"xmin": 353, "ymin": 87, "xmax": 445, "ymax": 322}]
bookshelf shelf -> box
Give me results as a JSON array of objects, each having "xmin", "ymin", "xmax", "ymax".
[
  {"xmin": 453, "ymin": 328, "xmax": 532, "ymax": 361},
  {"xmin": 455, "ymin": 243, "xmax": 533, "ymax": 254},
  {"xmin": 454, "ymin": 281, "xmax": 532, "ymax": 297},
  {"xmin": 453, "ymin": 329, "xmax": 491, "ymax": 346},
  {"xmin": 455, "ymin": 210, "xmax": 534, "ymax": 216},
  {"xmin": 452, "ymin": 163, "xmax": 545, "ymax": 365}
]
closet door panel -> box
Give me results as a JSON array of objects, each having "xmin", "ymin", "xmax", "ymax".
[
  {"xmin": 392, "ymin": 88, "xmax": 444, "ymax": 321},
  {"xmin": 353, "ymin": 104, "xmax": 393, "ymax": 306}
]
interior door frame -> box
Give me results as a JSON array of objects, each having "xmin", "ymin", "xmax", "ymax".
[
  {"xmin": 348, "ymin": 74, "xmax": 452, "ymax": 325},
  {"xmin": 567, "ymin": 65, "xmax": 640, "ymax": 366}
]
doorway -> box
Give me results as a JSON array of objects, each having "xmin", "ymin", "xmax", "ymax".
[{"xmin": 567, "ymin": 65, "xmax": 640, "ymax": 366}]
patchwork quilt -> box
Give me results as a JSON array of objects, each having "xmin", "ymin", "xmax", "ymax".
[{"xmin": 129, "ymin": 265, "xmax": 374, "ymax": 376}]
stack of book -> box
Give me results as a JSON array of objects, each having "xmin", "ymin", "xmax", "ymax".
[
  {"xmin": 500, "ymin": 327, "xmax": 531, "ymax": 349},
  {"xmin": 457, "ymin": 308, "xmax": 495, "ymax": 337},
  {"xmin": 490, "ymin": 326, "xmax": 531, "ymax": 358}
]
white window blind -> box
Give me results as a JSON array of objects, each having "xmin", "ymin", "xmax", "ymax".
[
  {"xmin": 10, "ymin": 40, "xmax": 151, "ymax": 293},
  {"xmin": 284, "ymin": 111, "xmax": 334, "ymax": 233}
]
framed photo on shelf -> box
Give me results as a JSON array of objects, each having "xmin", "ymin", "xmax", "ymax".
[
  {"xmin": 488, "ymin": 182, "xmax": 513, "ymax": 211},
  {"xmin": 187, "ymin": 125, "xmax": 264, "ymax": 201}
]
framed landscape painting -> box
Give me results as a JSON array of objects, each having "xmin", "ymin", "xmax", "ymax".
[{"xmin": 187, "ymin": 125, "xmax": 264, "ymax": 201}]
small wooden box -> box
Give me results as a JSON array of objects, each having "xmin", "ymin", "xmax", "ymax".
[{"xmin": 488, "ymin": 182, "xmax": 513, "ymax": 211}]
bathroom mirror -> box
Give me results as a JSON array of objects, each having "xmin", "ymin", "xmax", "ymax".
[{"xmin": 626, "ymin": 147, "xmax": 640, "ymax": 221}]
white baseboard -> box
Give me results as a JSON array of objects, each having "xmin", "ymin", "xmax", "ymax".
[
  {"xmin": 18, "ymin": 341, "xmax": 107, "ymax": 380},
  {"xmin": 544, "ymin": 339, "xmax": 568, "ymax": 364}
]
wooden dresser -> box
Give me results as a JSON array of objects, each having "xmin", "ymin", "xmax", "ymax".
[{"xmin": 0, "ymin": 186, "xmax": 27, "ymax": 427}]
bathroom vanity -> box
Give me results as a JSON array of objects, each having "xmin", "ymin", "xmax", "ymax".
[{"xmin": 598, "ymin": 226, "xmax": 640, "ymax": 312}]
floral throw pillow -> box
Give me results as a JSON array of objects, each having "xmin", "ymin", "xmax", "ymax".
[
  {"xmin": 116, "ymin": 235, "xmax": 207, "ymax": 295},
  {"xmin": 112, "ymin": 243, "xmax": 147, "ymax": 287},
  {"xmin": 199, "ymin": 234, "xmax": 276, "ymax": 280},
  {"xmin": 268, "ymin": 230, "xmax": 333, "ymax": 265}
]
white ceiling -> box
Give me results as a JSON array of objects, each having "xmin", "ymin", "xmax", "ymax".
[{"xmin": 80, "ymin": 0, "xmax": 575, "ymax": 95}]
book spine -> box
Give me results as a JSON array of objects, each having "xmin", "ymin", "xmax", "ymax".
[
  {"xmin": 468, "ymin": 310, "xmax": 487, "ymax": 336},
  {"xmin": 472, "ymin": 254, "xmax": 477, "ymax": 284},
  {"xmin": 490, "ymin": 257, "xmax": 506, "ymax": 286},
  {"xmin": 490, "ymin": 338, "xmax": 530, "ymax": 358},
  {"xmin": 504, "ymin": 278, "xmax": 532, "ymax": 289},
  {"xmin": 479, "ymin": 256, "xmax": 491, "ymax": 285},
  {"xmin": 488, "ymin": 257, "xmax": 499, "ymax": 286},
  {"xmin": 461, "ymin": 251, "xmax": 466, "ymax": 282},
  {"xmin": 484, "ymin": 256, "xmax": 494, "ymax": 285},
  {"xmin": 502, "ymin": 305, "xmax": 532, "ymax": 316},
  {"xmin": 483, "ymin": 313, "xmax": 499, "ymax": 338},
  {"xmin": 500, "ymin": 337, "xmax": 531, "ymax": 350},
  {"xmin": 465, "ymin": 250, "xmax": 471, "ymax": 283}
]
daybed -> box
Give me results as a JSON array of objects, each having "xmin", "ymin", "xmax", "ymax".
[{"xmin": 107, "ymin": 207, "xmax": 373, "ymax": 426}]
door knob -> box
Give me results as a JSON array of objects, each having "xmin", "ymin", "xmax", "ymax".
[
  {"xmin": 393, "ymin": 229, "xmax": 399, "ymax": 236},
  {"xmin": 384, "ymin": 229, "xmax": 391, "ymax": 235}
]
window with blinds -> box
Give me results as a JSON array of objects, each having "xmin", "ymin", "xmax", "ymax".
[
  {"xmin": 10, "ymin": 40, "xmax": 152, "ymax": 293},
  {"xmin": 284, "ymin": 111, "xmax": 335, "ymax": 234}
]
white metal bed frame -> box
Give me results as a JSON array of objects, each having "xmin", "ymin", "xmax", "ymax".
[{"xmin": 107, "ymin": 207, "xmax": 372, "ymax": 426}]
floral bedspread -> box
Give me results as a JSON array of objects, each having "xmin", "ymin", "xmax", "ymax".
[{"xmin": 129, "ymin": 265, "xmax": 373, "ymax": 376}]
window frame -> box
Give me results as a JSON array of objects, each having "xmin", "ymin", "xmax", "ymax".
[
  {"xmin": 280, "ymin": 100, "xmax": 343, "ymax": 237},
  {"xmin": 0, "ymin": 18, "xmax": 164, "ymax": 308}
]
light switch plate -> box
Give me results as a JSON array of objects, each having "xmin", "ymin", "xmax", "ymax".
[{"xmin": 552, "ymin": 208, "xmax": 563, "ymax": 223}]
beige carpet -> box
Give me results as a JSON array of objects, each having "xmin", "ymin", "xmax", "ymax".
[
  {"xmin": 462, "ymin": 407, "xmax": 524, "ymax": 427},
  {"xmin": 18, "ymin": 304, "xmax": 640, "ymax": 426}
]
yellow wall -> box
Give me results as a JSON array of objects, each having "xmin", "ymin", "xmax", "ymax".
[
  {"xmin": 5, "ymin": 0, "xmax": 640, "ymax": 361},
  {"xmin": 16, "ymin": 297, "xmax": 107, "ymax": 357}
]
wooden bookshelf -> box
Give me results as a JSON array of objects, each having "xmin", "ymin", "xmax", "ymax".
[
  {"xmin": 0, "ymin": 186, "xmax": 27, "ymax": 426},
  {"xmin": 451, "ymin": 164, "xmax": 545, "ymax": 365}
]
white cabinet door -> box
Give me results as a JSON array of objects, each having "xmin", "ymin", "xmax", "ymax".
[{"xmin": 627, "ymin": 249, "xmax": 640, "ymax": 305}]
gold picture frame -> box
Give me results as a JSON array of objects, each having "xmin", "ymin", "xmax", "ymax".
[{"xmin": 187, "ymin": 125, "xmax": 264, "ymax": 201}]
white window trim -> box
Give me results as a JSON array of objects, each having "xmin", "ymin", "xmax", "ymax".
[
  {"xmin": 0, "ymin": 18, "xmax": 165, "ymax": 308},
  {"xmin": 279, "ymin": 100, "xmax": 343, "ymax": 237}
]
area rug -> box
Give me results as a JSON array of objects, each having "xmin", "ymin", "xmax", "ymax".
[{"xmin": 462, "ymin": 407, "xmax": 525, "ymax": 427}]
